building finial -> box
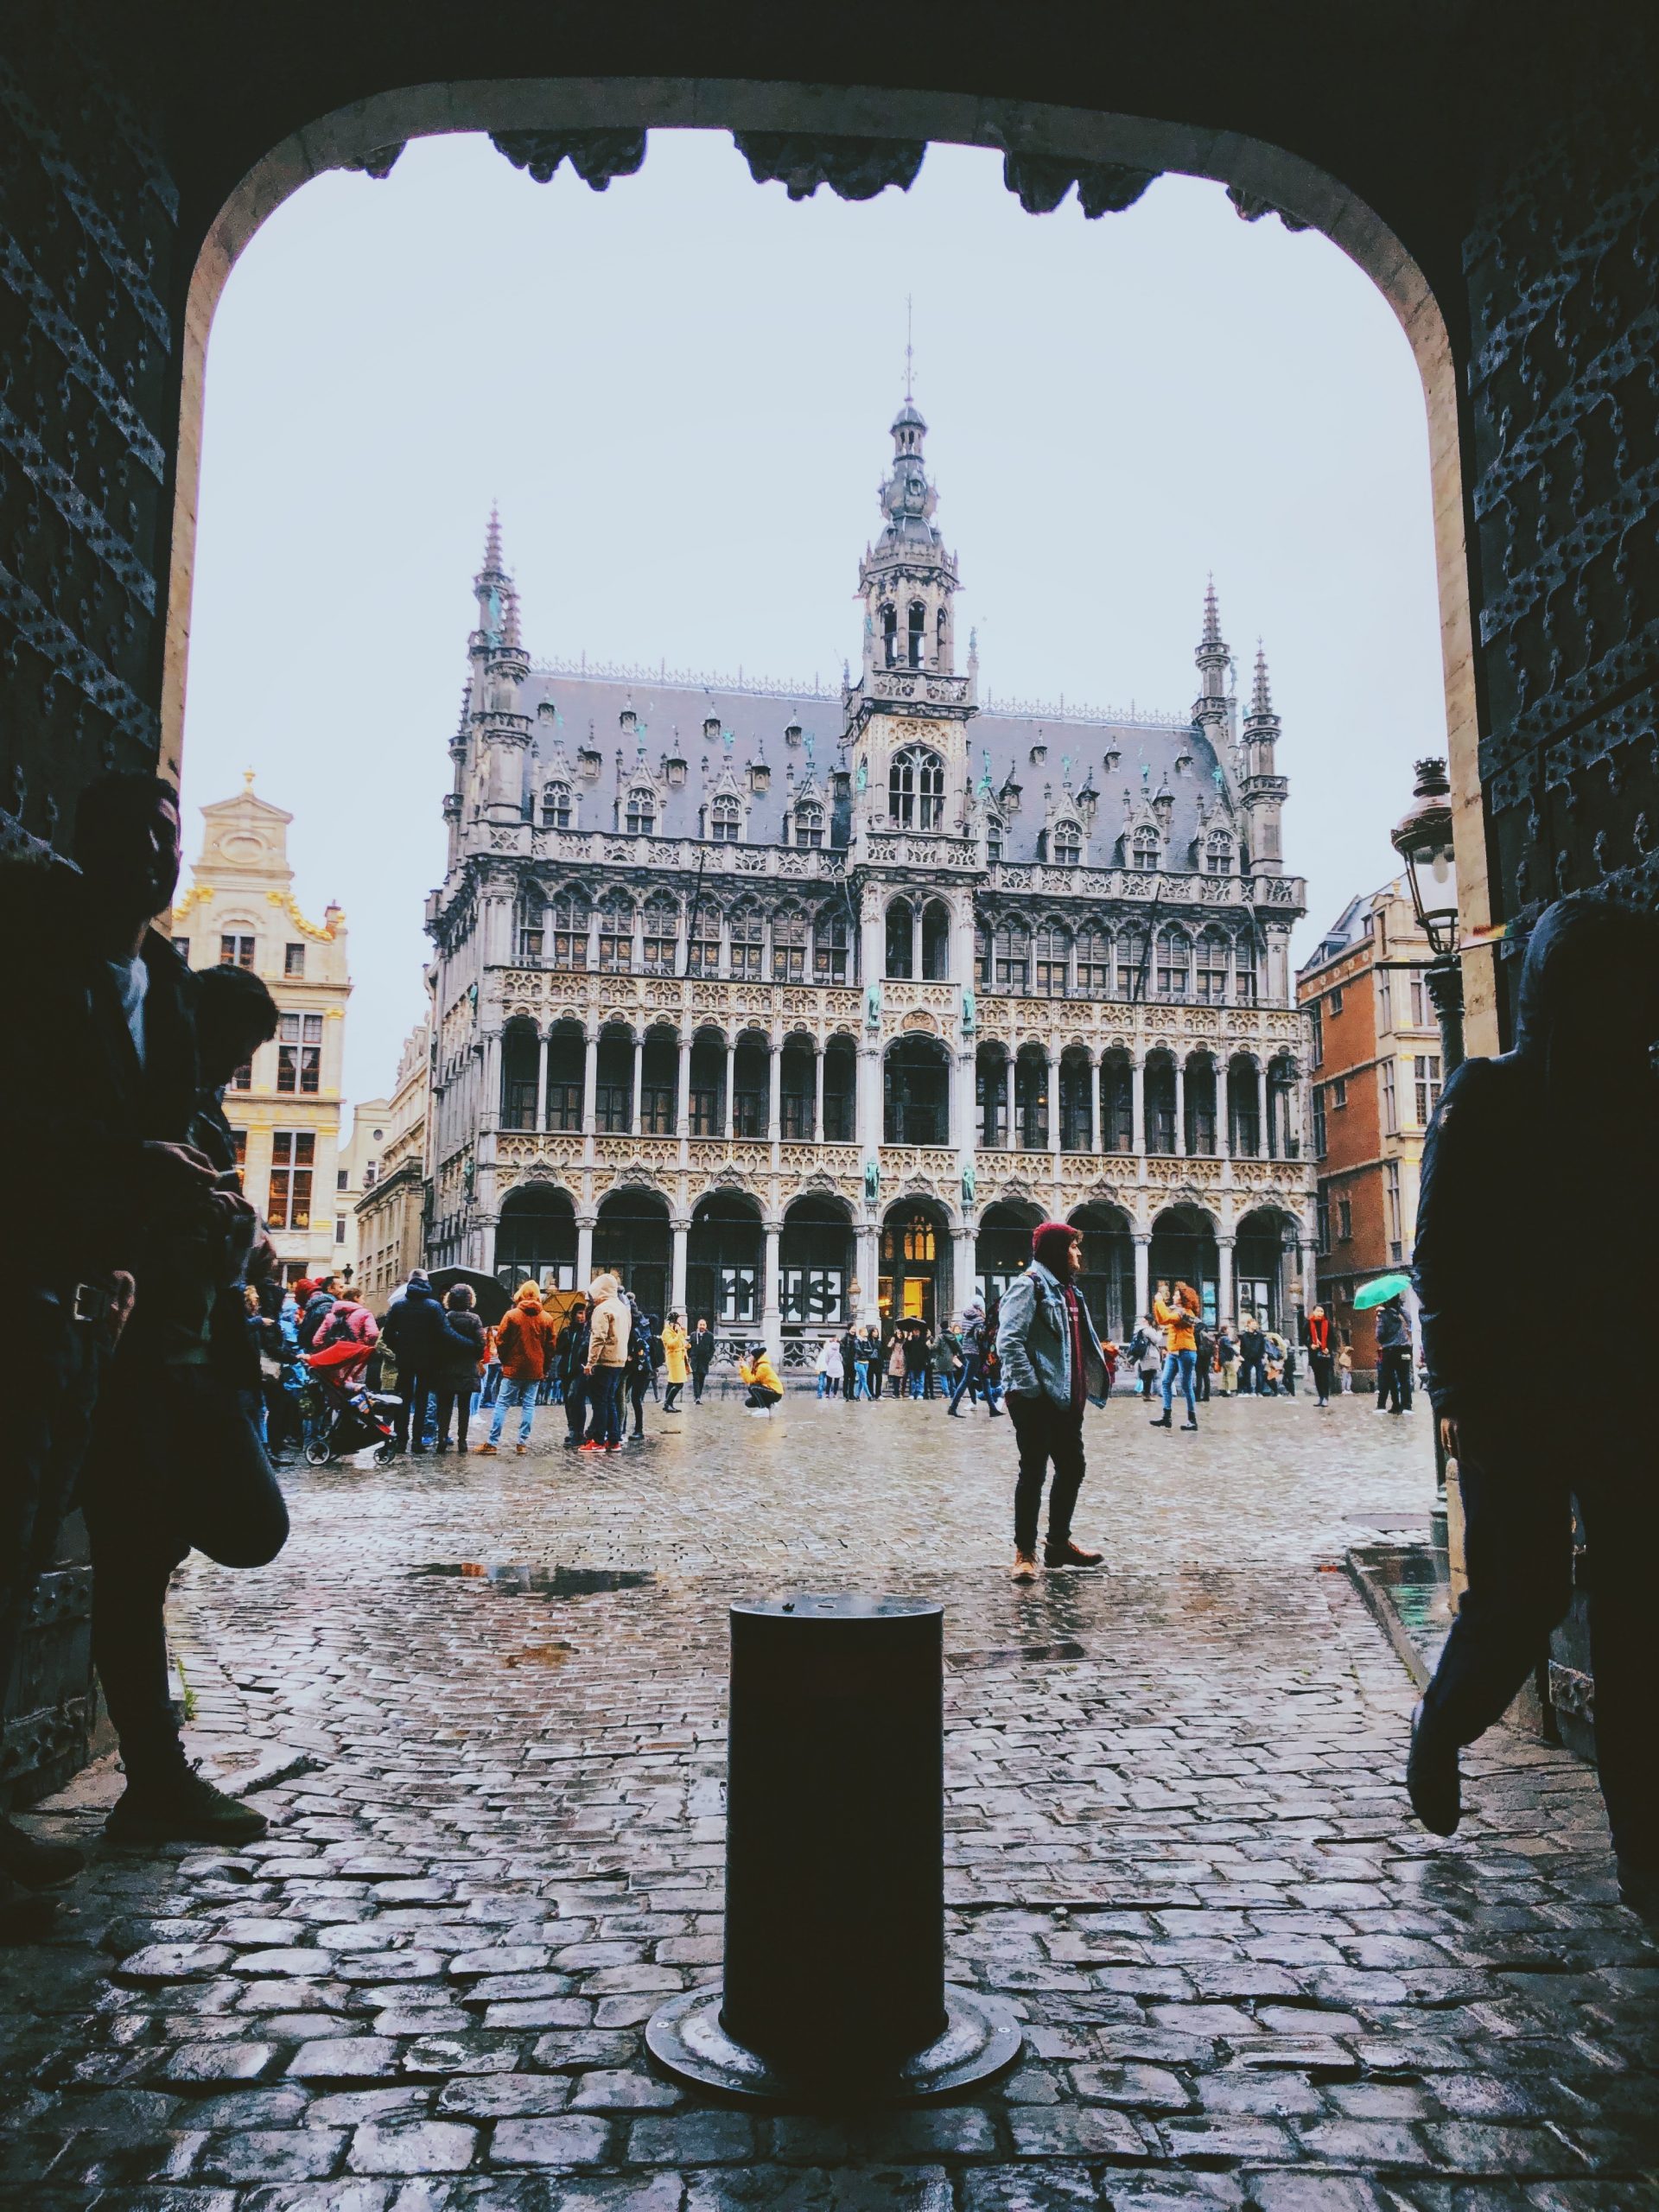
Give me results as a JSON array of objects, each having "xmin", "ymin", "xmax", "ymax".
[
  {"xmin": 1202, "ymin": 573, "xmax": 1222, "ymax": 647},
  {"xmin": 1251, "ymin": 639, "xmax": 1273, "ymax": 716},
  {"xmin": 484, "ymin": 501, "xmax": 503, "ymax": 576},
  {"xmin": 503, "ymin": 582, "xmax": 523, "ymax": 651},
  {"xmin": 242, "ymin": 766, "xmax": 256, "ymax": 788}
]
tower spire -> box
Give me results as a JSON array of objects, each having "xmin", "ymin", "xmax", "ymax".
[
  {"xmin": 1202, "ymin": 574, "xmax": 1222, "ymax": 647},
  {"xmin": 482, "ymin": 501, "xmax": 504, "ymax": 580},
  {"xmin": 1251, "ymin": 639, "xmax": 1273, "ymax": 716}
]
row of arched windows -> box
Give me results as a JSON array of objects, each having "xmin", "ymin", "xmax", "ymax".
[
  {"xmin": 975, "ymin": 918, "xmax": 1259, "ymax": 1003},
  {"xmin": 514, "ymin": 892, "xmax": 852, "ymax": 982},
  {"xmin": 537, "ymin": 781, "xmax": 826, "ymax": 848}
]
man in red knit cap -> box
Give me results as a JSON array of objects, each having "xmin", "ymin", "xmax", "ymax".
[{"xmin": 994, "ymin": 1221, "xmax": 1111, "ymax": 1580}]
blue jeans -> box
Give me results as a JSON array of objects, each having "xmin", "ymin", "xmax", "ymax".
[
  {"xmin": 907, "ymin": 1370, "xmax": 925, "ymax": 1398},
  {"xmin": 948, "ymin": 1357, "xmax": 982, "ymax": 1411},
  {"xmin": 489, "ymin": 1375, "xmax": 537, "ymax": 1446},
  {"xmin": 586, "ymin": 1366, "xmax": 624, "ymax": 1446},
  {"xmin": 480, "ymin": 1363, "xmax": 502, "ymax": 1406},
  {"xmin": 1160, "ymin": 1348, "xmax": 1197, "ymax": 1419}
]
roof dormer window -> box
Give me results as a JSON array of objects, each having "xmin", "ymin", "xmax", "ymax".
[
  {"xmin": 542, "ymin": 782, "xmax": 572, "ymax": 830},
  {"xmin": 1053, "ymin": 823, "xmax": 1082, "ymax": 866},
  {"xmin": 703, "ymin": 716, "xmax": 721, "ymax": 743}
]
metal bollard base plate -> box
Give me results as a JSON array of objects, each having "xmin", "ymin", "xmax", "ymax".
[{"xmin": 645, "ymin": 1982, "xmax": 1023, "ymax": 2107}]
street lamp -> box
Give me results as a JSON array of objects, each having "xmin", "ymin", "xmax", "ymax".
[{"xmin": 1392, "ymin": 756, "xmax": 1465, "ymax": 1073}]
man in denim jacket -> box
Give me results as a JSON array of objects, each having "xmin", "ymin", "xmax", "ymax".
[{"xmin": 995, "ymin": 1221, "xmax": 1110, "ymax": 1581}]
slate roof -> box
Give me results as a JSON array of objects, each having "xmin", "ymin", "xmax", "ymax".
[{"xmin": 511, "ymin": 663, "xmax": 1241, "ymax": 870}]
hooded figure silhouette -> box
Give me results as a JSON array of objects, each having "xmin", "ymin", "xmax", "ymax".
[{"xmin": 1411, "ymin": 893, "xmax": 1659, "ymax": 1923}]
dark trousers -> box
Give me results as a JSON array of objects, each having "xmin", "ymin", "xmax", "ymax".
[
  {"xmin": 395, "ymin": 1371, "xmax": 431, "ymax": 1450},
  {"xmin": 1377, "ymin": 1346, "xmax": 1413, "ymax": 1411},
  {"xmin": 628, "ymin": 1378, "xmax": 647, "ymax": 1436},
  {"xmin": 1239, "ymin": 1357, "xmax": 1265, "ymax": 1395},
  {"xmin": 1309, "ymin": 1350, "xmax": 1333, "ymax": 1403},
  {"xmin": 586, "ymin": 1366, "xmax": 625, "ymax": 1446},
  {"xmin": 1194, "ymin": 1357, "xmax": 1211, "ymax": 1402},
  {"xmin": 690, "ymin": 1363, "xmax": 710, "ymax": 1403},
  {"xmin": 434, "ymin": 1387, "xmax": 474, "ymax": 1448},
  {"xmin": 1007, "ymin": 1392, "xmax": 1086, "ymax": 1557},
  {"xmin": 80, "ymin": 1363, "xmax": 289, "ymax": 1780},
  {"xmin": 0, "ymin": 1284, "xmax": 119, "ymax": 1724},
  {"xmin": 664, "ymin": 1382, "xmax": 683, "ymax": 1411},
  {"xmin": 563, "ymin": 1373, "xmax": 588, "ymax": 1440},
  {"xmin": 1421, "ymin": 1416, "xmax": 1659, "ymax": 1867}
]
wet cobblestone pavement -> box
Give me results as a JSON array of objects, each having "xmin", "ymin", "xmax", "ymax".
[{"xmin": 4, "ymin": 1389, "xmax": 1656, "ymax": 2210}]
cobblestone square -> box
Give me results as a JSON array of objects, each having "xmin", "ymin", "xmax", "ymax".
[{"xmin": 3, "ymin": 1389, "xmax": 1655, "ymax": 2210}]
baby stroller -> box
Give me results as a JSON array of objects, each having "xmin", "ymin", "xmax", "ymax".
[{"xmin": 302, "ymin": 1339, "xmax": 399, "ymax": 1466}]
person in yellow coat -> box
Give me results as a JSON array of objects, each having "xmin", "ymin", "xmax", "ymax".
[
  {"xmin": 738, "ymin": 1343, "xmax": 784, "ymax": 1418},
  {"xmin": 661, "ymin": 1309, "xmax": 690, "ymax": 1412}
]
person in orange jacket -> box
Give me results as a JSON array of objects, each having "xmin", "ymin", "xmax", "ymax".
[
  {"xmin": 1150, "ymin": 1280, "xmax": 1202, "ymax": 1431},
  {"xmin": 477, "ymin": 1281, "xmax": 556, "ymax": 1455}
]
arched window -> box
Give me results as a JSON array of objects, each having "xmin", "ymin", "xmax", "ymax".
[
  {"xmin": 515, "ymin": 893, "xmax": 544, "ymax": 963},
  {"xmin": 1131, "ymin": 825, "xmax": 1160, "ymax": 871},
  {"xmin": 642, "ymin": 893, "xmax": 678, "ymax": 975},
  {"xmin": 550, "ymin": 891, "xmax": 588, "ymax": 969},
  {"xmin": 1116, "ymin": 929, "xmax": 1147, "ymax": 1000},
  {"xmin": 1155, "ymin": 926, "xmax": 1191, "ymax": 1001},
  {"xmin": 541, "ymin": 782, "xmax": 572, "ymax": 830},
  {"xmin": 907, "ymin": 601, "xmax": 926, "ymax": 668},
  {"xmin": 686, "ymin": 902, "xmax": 720, "ymax": 976},
  {"xmin": 886, "ymin": 898, "xmax": 913, "ymax": 979},
  {"xmin": 881, "ymin": 603, "xmax": 898, "ymax": 666},
  {"xmin": 937, "ymin": 607, "xmax": 948, "ymax": 659},
  {"xmin": 1196, "ymin": 928, "xmax": 1230, "ymax": 1004},
  {"xmin": 1236, "ymin": 935, "xmax": 1258, "ymax": 1006},
  {"xmin": 1076, "ymin": 923, "xmax": 1111, "ymax": 995},
  {"xmin": 986, "ymin": 812, "xmax": 1005, "ymax": 863},
  {"xmin": 1052, "ymin": 821, "xmax": 1082, "ymax": 866},
  {"xmin": 813, "ymin": 906, "xmax": 849, "ymax": 983},
  {"xmin": 1033, "ymin": 919, "xmax": 1070, "ymax": 996},
  {"xmin": 793, "ymin": 801, "xmax": 823, "ymax": 848},
  {"xmin": 624, "ymin": 788, "xmax": 656, "ymax": 836},
  {"xmin": 889, "ymin": 745, "xmax": 944, "ymax": 830},
  {"xmin": 597, "ymin": 893, "xmax": 633, "ymax": 973},
  {"xmin": 1205, "ymin": 829, "xmax": 1234, "ymax": 875},
  {"xmin": 772, "ymin": 906, "xmax": 807, "ymax": 982},
  {"xmin": 992, "ymin": 917, "xmax": 1030, "ymax": 993},
  {"xmin": 729, "ymin": 899, "xmax": 764, "ymax": 979},
  {"xmin": 710, "ymin": 794, "xmax": 741, "ymax": 843}
]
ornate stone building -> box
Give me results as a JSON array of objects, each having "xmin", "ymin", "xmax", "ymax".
[
  {"xmin": 425, "ymin": 405, "xmax": 1314, "ymax": 1361},
  {"xmin": 171, "ymin": 777, "xmax": 353, "ymax": 1285}
]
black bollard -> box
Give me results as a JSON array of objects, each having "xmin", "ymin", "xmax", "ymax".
[{"xmin": 646, "ymin": 1592, "xmax": 1021, "ymax": 2106}]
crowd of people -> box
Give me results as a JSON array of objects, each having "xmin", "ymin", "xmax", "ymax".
[{"xmin": 1, "ymin": 769, "xmax": 1650, "ymax": 1938}]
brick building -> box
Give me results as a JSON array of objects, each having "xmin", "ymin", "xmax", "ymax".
[{"xmin": 1297, "ymin": 879, "xmax": 1440, "ymax": 1376}]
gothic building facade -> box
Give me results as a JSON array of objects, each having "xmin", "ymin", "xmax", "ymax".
[{"xmin": 424, "ymin": 404, "xmax": 1314, "ymax": 1361}]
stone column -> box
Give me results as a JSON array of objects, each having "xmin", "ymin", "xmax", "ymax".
[
  {"xmin": 725, "ymin": 1036, "xmax": 737, "ymax": 1140},
  {"xmin": 676, "ymin": 1031, "xmax": 692, "ymax": 1138},
  {"xmin": 1133, "ymin": 1231, "xmax": 1151, "ymax": 1326},
  {"xmin": 858, "ymin": 884, "xmax": 883, "ymax": 990},
  {"xmin": 1218, "ymin": 1063, "xmax": 1233, "ymax": 1158},
  {"xmin": 911, "ymin": 904, "xmax": 923, "ymax": 982},
  {"xmin": 582, "ymin": 1028, "xmax": 599, "ymax": 1137},
  {"xmin": 857, "ymin": 1038, "xmax": 883, "ymax": 1152},
  {"xmin": 671, "ymin": 1217, "xmax": 689, "ymax": 1310},
  {"xmin": 1131, "ymin": 1047, "xmax": 1147, "ymax": 1156},
  {"xmin": 767, "ymin": 1039, "xmax": 782, "ymax": 1142},
  {"xmin": 951, "ymin": 1224, "xmax": 976, "ymax": 1319},
  {"xmin": 1003, "ymin": 1052, "xmax": 1015, "ymax": 1152},
  {"xmin": 1217, "ymin": 1233, "xmax": 1235, "ymax": 1325},
  {"xmin": 813, "ymin": 1040, "xmax": 825, "ymax": 1143},
  {"xmin": 1256, "ymin": 1062, "xmax": 1270, "ymax": 1160},
  {"xmin": 1174, "ymin": 1055, "xmax": 1187, "ymax": 1158},
  {"xmin": 535, "ymin": 1032, "xmax": 549, "ymax": 1132},
  {"xmin": 575, "ymin": 1213, "xmax": 595, "ymax": 1291},
  {"xmin": 1086, "ymin": 1048, "xmax": 1098, "ymax": 1154},
  {"xmin": 631, "ymin": 1033, "xmax": 644, "ymax": 1138},
  {"xmin": 1048, "ymin": 1049, "xmax": 1062, "ymax": 1172},
  {"xmin": 480, "ymin": 1033, "xmax": 501, "ymax": 1135},
  {"xmin": 763, "ymin": 1221, "xmax": 782, "ymax": 1361},
  {"xmin": 859, "ymin": 1221, "xmax": 882, "ymax": 1327}
]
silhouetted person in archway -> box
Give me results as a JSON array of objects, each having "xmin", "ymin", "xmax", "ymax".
[
  {"xmin": 997, "ymin": 1223, "xmax": 1110, "ymax": 1581},
  {"xmin": 1411, "ymin": 894, "xmax": 1659, "ymax": 1924}
]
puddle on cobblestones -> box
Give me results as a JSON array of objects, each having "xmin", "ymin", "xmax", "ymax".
[
  {"xmin": 416, "ymin": 1562, "xmax": 656, "ymax": 1597},
  {"xmin": 947, "ymin": 1640, "xmax": 1088, "ymax": 1669}
]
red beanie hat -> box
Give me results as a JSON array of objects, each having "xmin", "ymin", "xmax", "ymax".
[{"xmin": 1032, "ymin": 1221, "xmax": 1077, "ymax": 1274}]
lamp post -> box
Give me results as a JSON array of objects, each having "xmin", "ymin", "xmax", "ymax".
[{"xmin": 1391, "ymin": 756, "xmax": 1465, "ymax": 1075}]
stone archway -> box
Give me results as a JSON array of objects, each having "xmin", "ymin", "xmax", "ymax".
[{"xmin": 880, "ymin": 1196, "xmax": 952, "ymax": 1332}]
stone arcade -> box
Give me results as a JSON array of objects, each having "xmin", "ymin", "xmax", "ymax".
[{"xmin": 423, "ymin": 405, "xmax": 1315, "ymax": 1361}]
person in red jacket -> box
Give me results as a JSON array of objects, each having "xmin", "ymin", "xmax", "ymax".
[
  {"xmin": 478, "ymin": 1281, "xmax": 556, "ymax": 1455},
  {"xmin": 1306, "ymin": 1305, "xmax": 1333, "ymax": 1408}
]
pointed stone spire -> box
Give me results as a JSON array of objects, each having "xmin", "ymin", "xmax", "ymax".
[
  {"xmin": 503, "ymin": 582, "xmax": 523, "ymax": 652},
  {"xmin": 483, "ymin": 501, "xmax": 505, "ymax": 579},
  {"xmin": 1251, "ymin": 640, "xmax": 1273, "ymax": 717},
  {"xmin": 1202, "ymin": 574, "xmax": 1222, "ymax": 647}
]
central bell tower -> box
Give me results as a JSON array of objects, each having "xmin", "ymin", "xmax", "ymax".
[{"xmin": 844, "ymin": 397, "xmax": 977, "ymax": 836}]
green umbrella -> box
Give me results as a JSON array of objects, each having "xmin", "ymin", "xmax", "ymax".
[{"xmin": 1352, "ymin": 1271, "xmax": 1412, "ymax": 1313}]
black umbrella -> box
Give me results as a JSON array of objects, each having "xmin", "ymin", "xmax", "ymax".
[{"xmin": 428, "ymin": 1266, "xmax": 512, "ymax": 1327}]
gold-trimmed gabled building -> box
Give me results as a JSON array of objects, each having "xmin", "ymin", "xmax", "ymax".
[{"xmin": 172, "ymin": 773, "xmax": 352, "ymax": 1283}]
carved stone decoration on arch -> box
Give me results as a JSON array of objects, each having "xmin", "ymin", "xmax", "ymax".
[
  {"xmin": 608, "ymin": 1161, "xmax": 671, "ymax": 1197},
  {"xmin": 732, "ymin": 130, "xmax": 926, "ymax": 201},
  {"xmin": 998, "ymin": 151, "xmax": 1158, "ymax": 219},
  {"xmin": 491, "ymin": 129, "xmax": 647, "ymax": 189},
  {"xmin": 902, "ymin": 1009, "xmax": 940, "ymax": 1033}
]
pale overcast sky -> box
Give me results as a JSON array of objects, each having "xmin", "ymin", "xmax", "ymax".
[{"xmin": 181, "ymin": 130, "xmax": 1446, "ymax": 1113}]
